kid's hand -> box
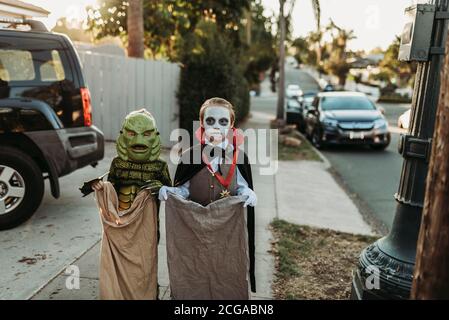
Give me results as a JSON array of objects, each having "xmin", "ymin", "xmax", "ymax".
[
  {"xmin": 92, "ymin": 180, "xmax": 104, "ymax": 191},
  {"xmin": 239, "ymin": 187, "xmax": 257, "ymax": 207},
  {"xmin": 158, "ymin": 186, "xmax": 170, "ymax": 201},
  {"xmin": 158, "ymin": 186, "xmax": 189, "ymax": 201}
]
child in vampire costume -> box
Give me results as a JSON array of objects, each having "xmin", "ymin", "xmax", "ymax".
[
  {"xmin": 88, "ymin": 109, "xmax": 171, "ymax": 300},
  {"xmin": 159, "ymin": 97, "xmax": 257, "ymax": 300}
]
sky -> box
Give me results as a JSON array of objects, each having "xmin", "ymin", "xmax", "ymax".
[
  {"xmin": 261, "ymin": 0, "xmax": 419, "ymax": 51},
  {"xmin": 27, "ymin": 0, "xmax": 97, "ymax": 28},
  {"xmin": 28, "ymin": 0, "xmax": 421, "ymax": 51}
]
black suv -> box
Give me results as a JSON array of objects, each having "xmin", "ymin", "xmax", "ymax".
[{"xmin": 0, "ymin": 20, "xmax": 104, "ymax": 230}]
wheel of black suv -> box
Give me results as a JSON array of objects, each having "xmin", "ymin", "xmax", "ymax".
[
  {"xmin": 312, "ymin": 129, "xmax": 325, "ymax": 150},
  {"xmin": 0, "ymin": 146, "xmax": 44, "ymax": 230}
]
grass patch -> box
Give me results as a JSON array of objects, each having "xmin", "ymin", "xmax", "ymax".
[
  {"xmin": 378, "ymin": 94, "xmax": 412, "ymax": 104},
  {"xmin": 278, "ymin": 131, "xmax": 322, "ymax": 162},
  {"xmin": 270, "ymin": 219, "xmax": 378, "ymax": 300}
]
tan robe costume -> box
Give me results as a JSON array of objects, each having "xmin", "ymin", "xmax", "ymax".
[
  {"xmin": 165, "ymin": 164, "xmax": 250, "ymax": 300},
  {"xmin": 94, "ymin": 182, "xmax": 158, "ymax": 300}
]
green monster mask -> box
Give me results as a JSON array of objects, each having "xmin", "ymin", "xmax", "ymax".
[{"xmin": 116, "ymin": 109, "xmax": 161, "ymax": 163}]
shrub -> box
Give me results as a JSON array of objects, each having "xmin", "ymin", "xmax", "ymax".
[{"xmin": 177, "ymin": 21, "xmax": 250, "ymax": 133}]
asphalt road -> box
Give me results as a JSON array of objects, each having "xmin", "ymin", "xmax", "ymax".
[
  {"xmin": 321, "ymin": 103, "xmax": 409, "ymax": 230},
  {"xmin": 0, "ymin": 145, "xmax": 113, "ymax": 299},
  {"xmin": 276, "ymin": 67, "xmax": 410, "ymax": 231}
]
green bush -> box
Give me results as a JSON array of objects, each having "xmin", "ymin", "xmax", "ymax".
[{"xmin": 177, "ymin": 21, "xmax": 250, "ymax": 133}]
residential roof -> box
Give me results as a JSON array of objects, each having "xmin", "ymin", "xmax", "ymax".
[{"xmin": 0, "ymin": 0, "xmax": 49, "ymax": 16}]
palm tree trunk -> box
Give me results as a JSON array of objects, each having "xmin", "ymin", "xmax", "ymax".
[
  {"xmin": 311, "ymin": 0, "xmax": 321, "ymax": 67},
  {"xmin": 276, "ymin": 0, "xmax": 286, "ymax": 121},
  {"xmin": 246, "ymin": 9, "xmax": 252, "ymax": 45},
  {"xmin": 127, "ymin": 0, "xmax": 144, "ymax": 58}
]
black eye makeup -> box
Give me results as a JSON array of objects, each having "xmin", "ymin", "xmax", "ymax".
[
  {"xmin": 205, "ymin": 117, "xmax": 216, "ymax": 125},
  {"xmin": 219, "ymin": 118, "xmax": 229, "ymax": 126}
]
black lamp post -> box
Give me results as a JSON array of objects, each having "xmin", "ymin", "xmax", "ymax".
[{"xmin": 351, "ymin": 0, "xmax": 449, "ymax": 300}]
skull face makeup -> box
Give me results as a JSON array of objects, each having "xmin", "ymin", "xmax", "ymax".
[{"xmin": 202, "ymin": 106, "xmax": 232, "ymax": 145}]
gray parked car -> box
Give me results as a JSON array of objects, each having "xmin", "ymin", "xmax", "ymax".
[{"xmin": 304, "ymin": 92, "xmax": 390, "ymax": 150}]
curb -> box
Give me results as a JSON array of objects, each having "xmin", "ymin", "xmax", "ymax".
[
  {"xmin": 291, "ymin": 129, "xmax": 386, "ymax": 236},
  {"xmin": 291, "ymin": 129, "xmax": 332, "ymax": 169}
]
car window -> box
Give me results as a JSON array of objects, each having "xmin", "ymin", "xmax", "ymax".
[
  {"xmin": 0, "ymin": 36, "xmax": 71, "ymax": 85},
  {"xmin": 40, "ymin": 50, "xmax": 66, "ymax": 81},
  {"xmin": 288, "ymin": 100, "xmax": 300, "ymax": 107},
  {"xmin": 0, "ymin": 35, "xmax": 82, "ymax": 128},
  {"xmin": 321, "ymin": 96, "xmax": 376, "ymax": 111},
  {"xmin": 0, "ymin": 50, "xmax": 35, "ymax": 81}
]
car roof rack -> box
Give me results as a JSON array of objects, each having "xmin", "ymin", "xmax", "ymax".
[{"xmin": 0, "ymin": 18, "xmax": 48, "ymax": 32}]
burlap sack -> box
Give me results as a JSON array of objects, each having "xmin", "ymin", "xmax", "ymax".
[
  {"xmin": 165, "ymin": 194, "xmax": 250, "ymax": 300},
  {"xmin": 94, "ymin": 182, "xmax": 158, "ymax": 300}
]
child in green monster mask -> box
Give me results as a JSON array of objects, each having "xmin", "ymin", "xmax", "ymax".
[
  {"xmin": 90, "ymin": 109, "xmax": 171, "ymax": 300},
  {"xmin": 101, "ymin": 109, "xmax": 171, "ymax": 210}
]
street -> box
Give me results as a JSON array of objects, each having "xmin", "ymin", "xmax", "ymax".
[
  {"xmin": 265, "ymin": 67, "xmax": 410, "ymax": 231},
  {"xmin": 322, "ymin": 103, "xmax": 408, "ymax": 230},
  {"xmin": 1, "ymin": 0, "xmax": 447, "ymax": 303},
  {"xmin": 0, "ymin": 146, "xmax": 113, "ymax": 299},
  {"xmin": 0, "ymin": 69, "xmax": 410, "ymax": 299}
]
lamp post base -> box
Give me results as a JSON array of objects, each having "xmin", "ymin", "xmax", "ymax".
[
  {"xmin": 351, "ymin": 242, "xmax": 414, "ymax": 300},
  {"xmin": 351, "ymin": 203, "xmax": 421, "ymax": 300}
]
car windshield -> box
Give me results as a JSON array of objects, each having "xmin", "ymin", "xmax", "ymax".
[
  {"xmin": 304, "ymin": 94, "xmax": 316, "ymax": 102},
  {"xmin": 321, "ymin": 96, "xmax": 376, "ymax": 111},
  {"xmin": 288, "ymin": 100, "xmax": 300, "ymax": 107}
]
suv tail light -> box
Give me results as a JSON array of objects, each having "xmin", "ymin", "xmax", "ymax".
[{"xmin": 80, "ymin": 87, "xmax": 92, "ymax": 126}]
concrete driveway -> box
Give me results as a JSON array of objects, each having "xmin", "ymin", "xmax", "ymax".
[{"xmin": 0, "ymin": 143, "xmax": 115, "ymax": 299}]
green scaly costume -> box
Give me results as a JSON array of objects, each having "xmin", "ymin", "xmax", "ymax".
[{"xmin": 107, "ymin": 109, "xmax": 171, "ymax": 211}]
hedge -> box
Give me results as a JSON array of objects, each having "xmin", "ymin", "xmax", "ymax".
[{"xmin": 177, "ymin": 21, "xmax": 250, "ymax": 134}]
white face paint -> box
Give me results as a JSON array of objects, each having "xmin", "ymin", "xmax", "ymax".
[{"xmin": 203, "ymin": 106, "xmax": 231, "ymax": 145}]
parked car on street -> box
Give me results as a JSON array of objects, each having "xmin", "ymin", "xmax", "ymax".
[
  {"xmin": 398, "ymin": 109, "xmax": 411, "ymax": 129},
  {"xmin": 304, "ymin": 92, "xmax": 390, "ymax": 150},
  {"xmin": 299, "ymin": 91, "xmax": 319, "ymax": 108},
  {"xmin": 286, "ymin": 84, "xmax": 303, "ymax": 99},
  {"xmin": 285, "ymin": 91, "xmax": 318, "ymax": 133},
  {"xmin": 286, "ymin": 98, "xmax": 303, "ymax": 129},
  {"xmin": 0, "ymin": 19, "xmax": 104, "ymax": 230},
  {"xmin": 298, "ymin": 91, "xmax": 319, "ymax": 132}
]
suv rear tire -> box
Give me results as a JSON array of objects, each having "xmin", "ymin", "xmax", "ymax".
[{"xmin": 0, "ymin": 146, "xmax": 44, "ymax": 230}]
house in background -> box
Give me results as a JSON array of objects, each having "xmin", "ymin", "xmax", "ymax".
[{"xmin": 0, "ymin": 0, "xmax": 48, "ymax": 21}]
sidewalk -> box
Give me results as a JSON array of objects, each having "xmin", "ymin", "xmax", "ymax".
[
  {"xmin": 31, "ymin": 97, "xmax": 373, "ymax": 300},
  {"xmin": 276, "ymin": 160, "xmax": 373, "ymax": 235}
]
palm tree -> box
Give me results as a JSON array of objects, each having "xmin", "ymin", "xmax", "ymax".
[
  {"xmin": 276, "ymin": 0, "xmax": 288, "ymax": 121},
  {"xmin": 276, "ymin": 0, "xmax": 321, "ymax": 121},
  {"xmin": 310, "ymin": 1, "xmax": 322, "ymax": 67},
  {"xmin": 324, "ymin": 19, "xmax": 356, "ymax": 86},
  {"xmin": 127, "ymin": 0, "xmax": 144, "ymax": 58}
]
